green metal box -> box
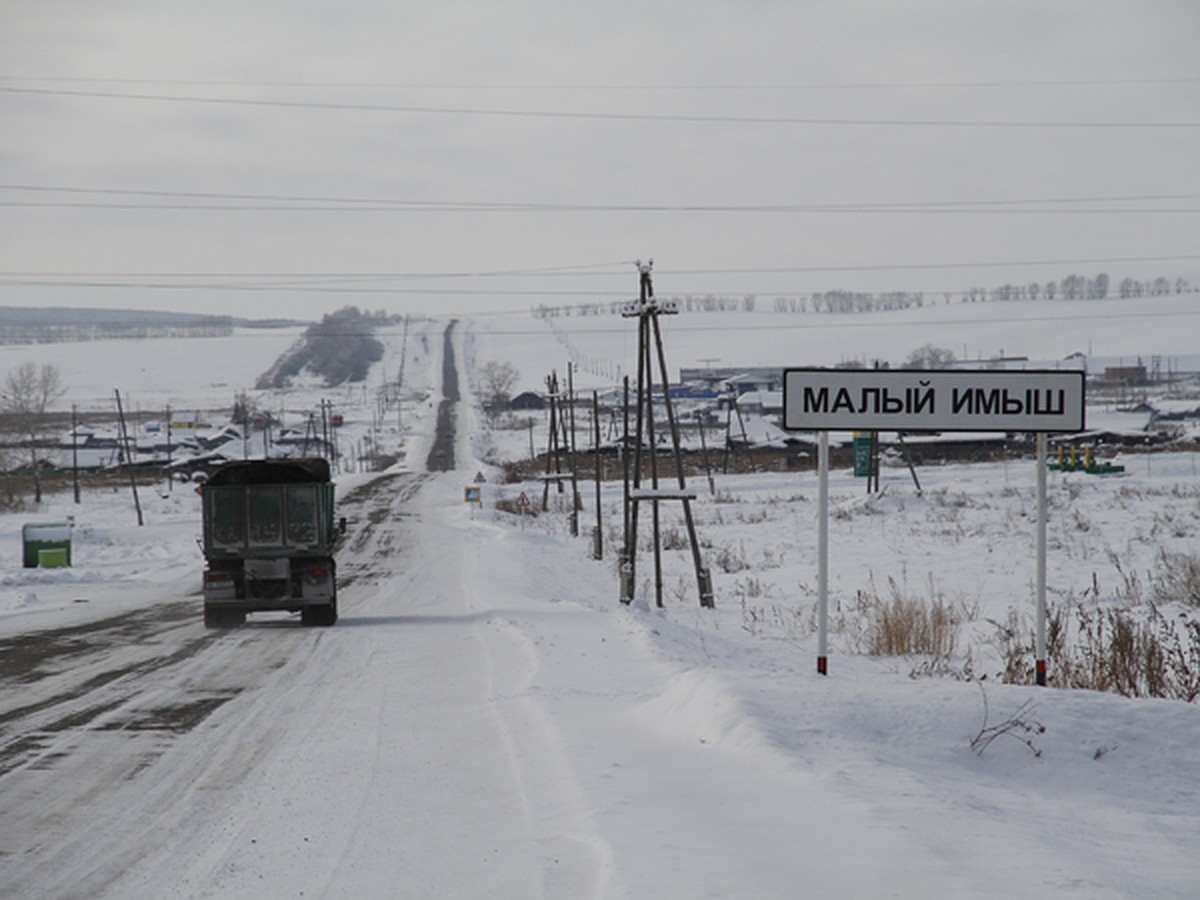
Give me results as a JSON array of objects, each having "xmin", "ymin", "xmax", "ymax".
[{"xmin": 23, "ymin": 522, "xmax": 72, "ymax": 568}]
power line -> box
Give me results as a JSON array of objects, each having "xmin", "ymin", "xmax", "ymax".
[
  {"xmin": 2, "ymin": 283, "xmax": 1193, "ymax": 304},
  {"xmin": 3, "ymin": 75, "xmax": 1198, "ymax": 91},
  {"xmin": 9, "ymin": 183, "xmax": 1200, "ymax": 205},
  {"xmin": 4, "ymin": 201, "xmax": 1200, "ymax": 215},
  {"xmin": 0, "ymin": 280, "xmax": 620, "ymax": 296},
  {"xmin": 3, "ymin": 184, "xmax": 1199, "ymax": 215},
  {"xmin": 120, "ymin": 306, "xmax": 1200, "ymax": 336},
  {"xmin": 2, "ymin": 84, "xmax": 1198, "ymax": 128},
  {"xmin": 472, "ymin": 307, "xmax": 1200, "ymax": 334},
  {"xmin": 657, "ymin": 255, "xmax": 1200, "ymax": 276},
  {"xmin": 3, "ymin": 253, "xmax": 1197, "ymax": 283}
]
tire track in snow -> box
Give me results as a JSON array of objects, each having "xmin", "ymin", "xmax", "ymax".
[
  {"xmin": 0, "ymin": 600, "xmax": 231, "ymax": 778},
  {"xmin": 463, "ymin": 517, "xmax": 615, "ymax": 899},
  {"xmin": 0, "ymin": 621, "xmax": 318, "ymax": 898}
]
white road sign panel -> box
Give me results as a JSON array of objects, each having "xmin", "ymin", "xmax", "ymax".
[{"xmin": 783, "ymin": 368, "xmax": 1085, "ymax": 432}]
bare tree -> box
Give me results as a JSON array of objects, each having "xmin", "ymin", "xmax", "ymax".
[
  {"xmin": 904, "ymin": 344, "xmax": 957, "ymax": 370},
  {"xmin": 2, "ymin": 362, "xmax": 66, "ymax": 502},
  {"xmin": 478, "ymin": 361, "xmax": 520, "ymax": 426}
]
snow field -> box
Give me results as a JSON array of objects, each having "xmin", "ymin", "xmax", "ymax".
[
  {"xmin": 1, "ymin": 299, "xmax": 1199, "ymax": 896},
  {"xmin": 478, "ymin": 451, "xmax": 1200, "ymax": 896}
]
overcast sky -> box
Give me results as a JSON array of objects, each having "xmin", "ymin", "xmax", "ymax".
[{"xmin": 1, "ymin": 1, "xmax": 1197, "ymax": 322}]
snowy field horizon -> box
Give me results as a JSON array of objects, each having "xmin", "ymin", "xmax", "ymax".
[
  {"xmin": 1, "ymin": 293, "xmax": 1198, "ymax": 897},
  {"xmin": 0, "ymin": 293, "xmax": 1196, "ymax": 416}
]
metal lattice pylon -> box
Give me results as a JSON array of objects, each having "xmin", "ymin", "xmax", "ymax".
[{"xmin": 620, "ymin": 260, "xmax": 714, "ymax": 608}]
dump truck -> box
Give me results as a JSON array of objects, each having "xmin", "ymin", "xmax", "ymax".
[{"xmin": 201, "ymin": 458, "xmax": 340, "ymax": 628}]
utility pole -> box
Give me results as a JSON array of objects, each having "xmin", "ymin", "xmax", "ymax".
[
  {"xmin": 621, "ymin": 375, "xmax": 631, "ymax": 600},
  {"xmin": 165, "ymin": 405, "xmax": 173, "ymax": 493},
  {"xmin": 114, "ymin": 390, "xmax": 144, "ymax": 526},
  {"xmin": 539, "ymin": 371, "xmax": 578, "ymax": 528},
  {"xmin": 592, "ymin": 390, "xmax": 602, "ymax": 560},
  {"xmin": 697, "ymin": 412, "xmax": 715, "ymax": 495},
  {"xmin": 621, "ymin": 259, "xmax": 713, "ymax": 609},
  {"xmin": 567, "ymin": 362, "xmax": 582, "ymax": 535},
  {"xmin": 722, "ymin": 392, "xmax": 752, "ymax": 474},
  {"xmin": 71, "ymin": 404, "xmax": 80, "ymax": 504}
]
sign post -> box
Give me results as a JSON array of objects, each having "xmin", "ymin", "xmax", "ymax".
[
  {"xmin": 817, "ymin": 432, "xmax": 829, "ymax": 676},
  {"xmin": 783, "ymin": 368, "xmax": 1084, "ymax": 678},
  {"xmin": 1036, "ymin": 433, "xmax": 1048, "ymax": 686}
]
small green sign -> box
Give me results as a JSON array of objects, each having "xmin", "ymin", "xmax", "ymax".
[{"xmin": 852, "ymin": 434, "xmax": 873, "ymax": 477}]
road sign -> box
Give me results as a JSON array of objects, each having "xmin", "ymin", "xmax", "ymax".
[
  {"xmin": 783, "ymin": 368, "xmax": 1085, "ymax": 433},
  {"xmin": 464, "ymin": 486, "xmax": 481, "ymax": 504},
  {"xmin": 852, "ymin": 432, "xmax": 872, "ymax": 477},
  {"xmin": 787, "ymin": 368, "xmax": 1086, "ymax": 679}
]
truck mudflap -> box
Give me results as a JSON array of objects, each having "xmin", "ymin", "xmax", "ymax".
[{"xmin": 300, "ymin": 599, "xmax": 337, "ymax": 627}]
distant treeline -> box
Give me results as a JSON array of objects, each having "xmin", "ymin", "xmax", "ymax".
[
  {"xmin": 963, "ymin": 273, "xmax": 1193, "ymax": 302},
  {"xmin": 0, "ymin": 321, "xmax": 234, "ymax": 344},
  {"xmin": 256, "ymin": 306, "xmax": 393, "ymax": 389},
  {"xmin": 0, "ymin": 306, "xmax": 234, "ymax": 345},
  {"xmin": 531, "ymin": 272, "xmax": 1194, "ymax": 319}
]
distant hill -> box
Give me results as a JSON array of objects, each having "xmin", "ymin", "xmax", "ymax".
[
  {"xmin": 0, "ymin": 305, "xmax": 305, "ymax": 345},
  {"xmin": 0, "ymin": 305, "xmax": 228, "ymax": 326}
]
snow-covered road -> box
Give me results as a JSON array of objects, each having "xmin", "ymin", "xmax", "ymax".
[{"xmin": 0, "ymin": 467, "xmax": 985, "ymax": 898}]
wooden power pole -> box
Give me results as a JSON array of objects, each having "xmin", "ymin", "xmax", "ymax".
[{"xmin": 620, "ymin": 260, "xmax": 713, "ymax": 609}]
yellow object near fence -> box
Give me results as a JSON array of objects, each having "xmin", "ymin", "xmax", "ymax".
[{"xmin": 37, "ymin": 547, "xmax": 69, "ymax": 568}]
